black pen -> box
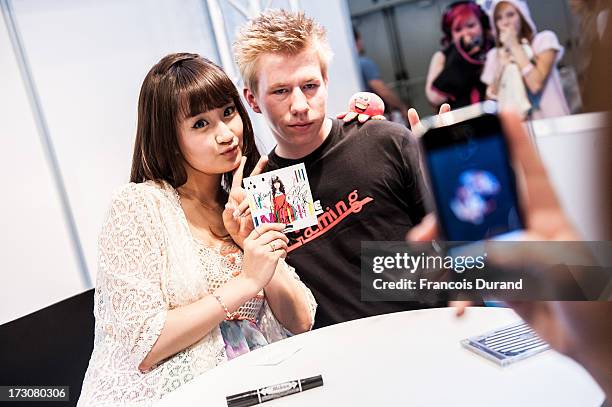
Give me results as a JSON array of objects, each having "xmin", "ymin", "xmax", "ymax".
[{"xmin": 226, "ymin": 375, "xmax": 324, "ymax": 407}]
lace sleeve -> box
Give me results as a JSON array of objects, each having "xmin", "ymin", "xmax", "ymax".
[
  {"xmin": 97, "ymin": 184, "xmax": 168, "ymax": 370},
  {"xmin": 257, "ymin": 259, "xmax": 317, "ymax": 342}
]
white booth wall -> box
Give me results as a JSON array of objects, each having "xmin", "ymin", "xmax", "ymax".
[
  {"xmin": 532, "ymin": 113, "xmax": 611, "ymax": 241},
  {"xmin": 1, "ymin": 8, "xmax": 83, "ymax": 325},
  {"xmin": 0, "ymin": 0, "xmax": 361, "ymax": 324}
]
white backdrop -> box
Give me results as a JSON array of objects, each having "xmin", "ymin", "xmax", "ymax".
[
  {"xmin": 0, "ymin": 8, "xmax": 83, "ymax": 324},
  {"xmin": 532, "ymin": 112, "xmax": 611, "ymax": 241}
]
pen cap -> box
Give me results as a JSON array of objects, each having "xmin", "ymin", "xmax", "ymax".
[
  {"xmin": 226, "ymin": 390, "xmax": 259, "ymax": 407},
  {"xmin": 300, "ymin": 375, "xmax": 323, "ymax": 391}
]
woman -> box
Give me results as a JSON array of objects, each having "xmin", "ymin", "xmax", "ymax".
[
  {"xmin": 77, "ymin": 53, "xmax": 316, "ymax": 406},
  {"xmin": 271, "ymin": 176, "xmax": 295, "ymax": 225},
  {"xmin": 426, "ymin": 1, "xmax": 494, "ymax": 110},
  {"xmin": 481, "ymin": 0, "xmax": 570, "ymax": 119}
]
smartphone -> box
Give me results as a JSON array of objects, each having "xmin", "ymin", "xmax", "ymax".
[{"xmin": 419, "ymin": 102, "xmax": 524, "ymax": 242}]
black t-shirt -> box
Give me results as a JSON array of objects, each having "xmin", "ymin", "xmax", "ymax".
[{"xmin": 266, "ymin": 118, "xmax": 432, "ymax": 328}]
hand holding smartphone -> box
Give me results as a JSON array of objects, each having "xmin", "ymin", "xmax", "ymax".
[{"xmin": 418, "ymin": 102, "xmax": 524, "ymax": 242}]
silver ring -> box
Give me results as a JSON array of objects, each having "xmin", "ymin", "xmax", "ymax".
[{"xmin": 269, "ymin": 242, "xmax": 275, "ymax": 252}]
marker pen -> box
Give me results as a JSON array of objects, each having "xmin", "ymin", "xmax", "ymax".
[{"xmin": 226, "ymin": 375, "xmax": 323, "ymax": 407}]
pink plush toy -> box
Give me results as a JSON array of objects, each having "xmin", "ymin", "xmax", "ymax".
[{"xmin": 337, "ymin": 92, "xmax": 386, "ymax": 123}]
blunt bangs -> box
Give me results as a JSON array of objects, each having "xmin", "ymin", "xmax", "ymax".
[{"xmin": 173, "ymin": 58, "xmax": 238, "ymax": 120}]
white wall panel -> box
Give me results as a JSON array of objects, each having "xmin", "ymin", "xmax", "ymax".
[
  {"xmin": 0, "ymin": 11, "xmax": 82, "ymax": 324},
  {"xmin": 11, "ymin": 0, "xmax": 219, "ymax": 283},
  {"xmin": 534, "ymin": 113, "xmax": 610, "ymax": 240}
]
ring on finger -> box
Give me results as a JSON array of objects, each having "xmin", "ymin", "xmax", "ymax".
[{"xmin": 269, "ymin": 242, "xmax": 275, "ymax": 252}]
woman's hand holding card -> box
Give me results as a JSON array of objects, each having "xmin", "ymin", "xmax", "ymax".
[{"xmin": 223, "ymin": 155, "xmax": 268, "ymax": 249}]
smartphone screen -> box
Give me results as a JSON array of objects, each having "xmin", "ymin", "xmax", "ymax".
[{"xmin": 421, "ymin": 113, "xmax": 523, "ymax": 241}]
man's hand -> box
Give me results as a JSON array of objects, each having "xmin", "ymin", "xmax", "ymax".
[
  {"xmin": 407, "ymin": 103, "xmax": 451, "ymax": 134},
  {"xmin": 222, "ymin": 155, "xmax": 269, "ymax": 249},
  {"xmin": 407, "ymin": 103, "xmax": 467, "ymax": 315},
  {"xmin": 406, "ymin": 213, "xmax": 473, "ymax": 316}
]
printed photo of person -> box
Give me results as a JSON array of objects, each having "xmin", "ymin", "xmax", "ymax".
[{"xmin": 271, "ymin": 176, "xmax": 296, "ymax": 224}]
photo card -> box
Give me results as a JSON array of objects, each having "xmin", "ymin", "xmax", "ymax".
[{"xmin": 243, "ymin": 163, "xmax": 317, "ymax": 233}]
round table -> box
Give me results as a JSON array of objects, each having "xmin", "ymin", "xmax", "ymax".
[{"xmin": 155, "ymin": 307, "xmax": 604, "ymax": 406}]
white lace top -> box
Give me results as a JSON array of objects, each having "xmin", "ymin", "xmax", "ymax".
[
  {"xmin": 196, "ymin": 240, "xmax": 264, "ymax": 322},
  {"xmin": 77, "ymin": 181, "xmax": 316, "ymax": 406}
]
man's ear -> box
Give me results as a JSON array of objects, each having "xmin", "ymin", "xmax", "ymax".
[{"xmin": 244, "ymin": 88, "xmax": 261, "ymax": 114}]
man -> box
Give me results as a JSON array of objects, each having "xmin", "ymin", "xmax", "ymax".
[{"xmin": 233, "ymin": 10, "xmax": 443, "ymax": 328}]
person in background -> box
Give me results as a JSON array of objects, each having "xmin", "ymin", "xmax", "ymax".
[
  {"xmin": 353, "ymin": 28, "xmax": 409, "ymax": 121},
  {"xmin": 482, "ymin": 0, "xmax": 570, "ymax": 119},
  {"xmin": 77, "ymin": 53, "xmax": 316, "ymax": 406},
  {"xmin": 426, "ymin": 1, "xmax": 495, "ymax": 111}
]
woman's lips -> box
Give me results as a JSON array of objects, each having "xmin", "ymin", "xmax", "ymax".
[{"xmin": 220, "ymin": 144, "xmax": 239, "ymax": 156}]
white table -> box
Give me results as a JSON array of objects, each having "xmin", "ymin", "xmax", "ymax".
[{"xmin": 156, "ymin": 307, "xmax": 605, "ymax": 407}]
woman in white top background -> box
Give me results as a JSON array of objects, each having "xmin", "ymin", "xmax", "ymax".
[
  {"xmin": 77, "ymin": 53, "xmax": 316, "ymax": 406},
  {"xmin": 481, "ymin": 0, "xmax": 571, "ymax": 119}
]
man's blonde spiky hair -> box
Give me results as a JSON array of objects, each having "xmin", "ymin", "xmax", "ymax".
[{"xmin": 233, "ymin": 9, "xmax": 333, "ymax": 94}]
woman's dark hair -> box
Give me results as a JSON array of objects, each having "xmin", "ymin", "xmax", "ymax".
[
  {"xmin": 271, "ymin": 176, "xmax": 286, "ymax": 196},
  {"xmin": 441, "ymin": 1, "xmax": 492, "ymax": 47},
  {"xmin": 130, "ymin": 53, "xmax": 260, "ymax": 196}
]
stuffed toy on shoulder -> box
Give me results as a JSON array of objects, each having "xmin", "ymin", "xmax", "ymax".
[{"xmin": 337, "ymin": 92, "xmax": 385, "ymax": 123}]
